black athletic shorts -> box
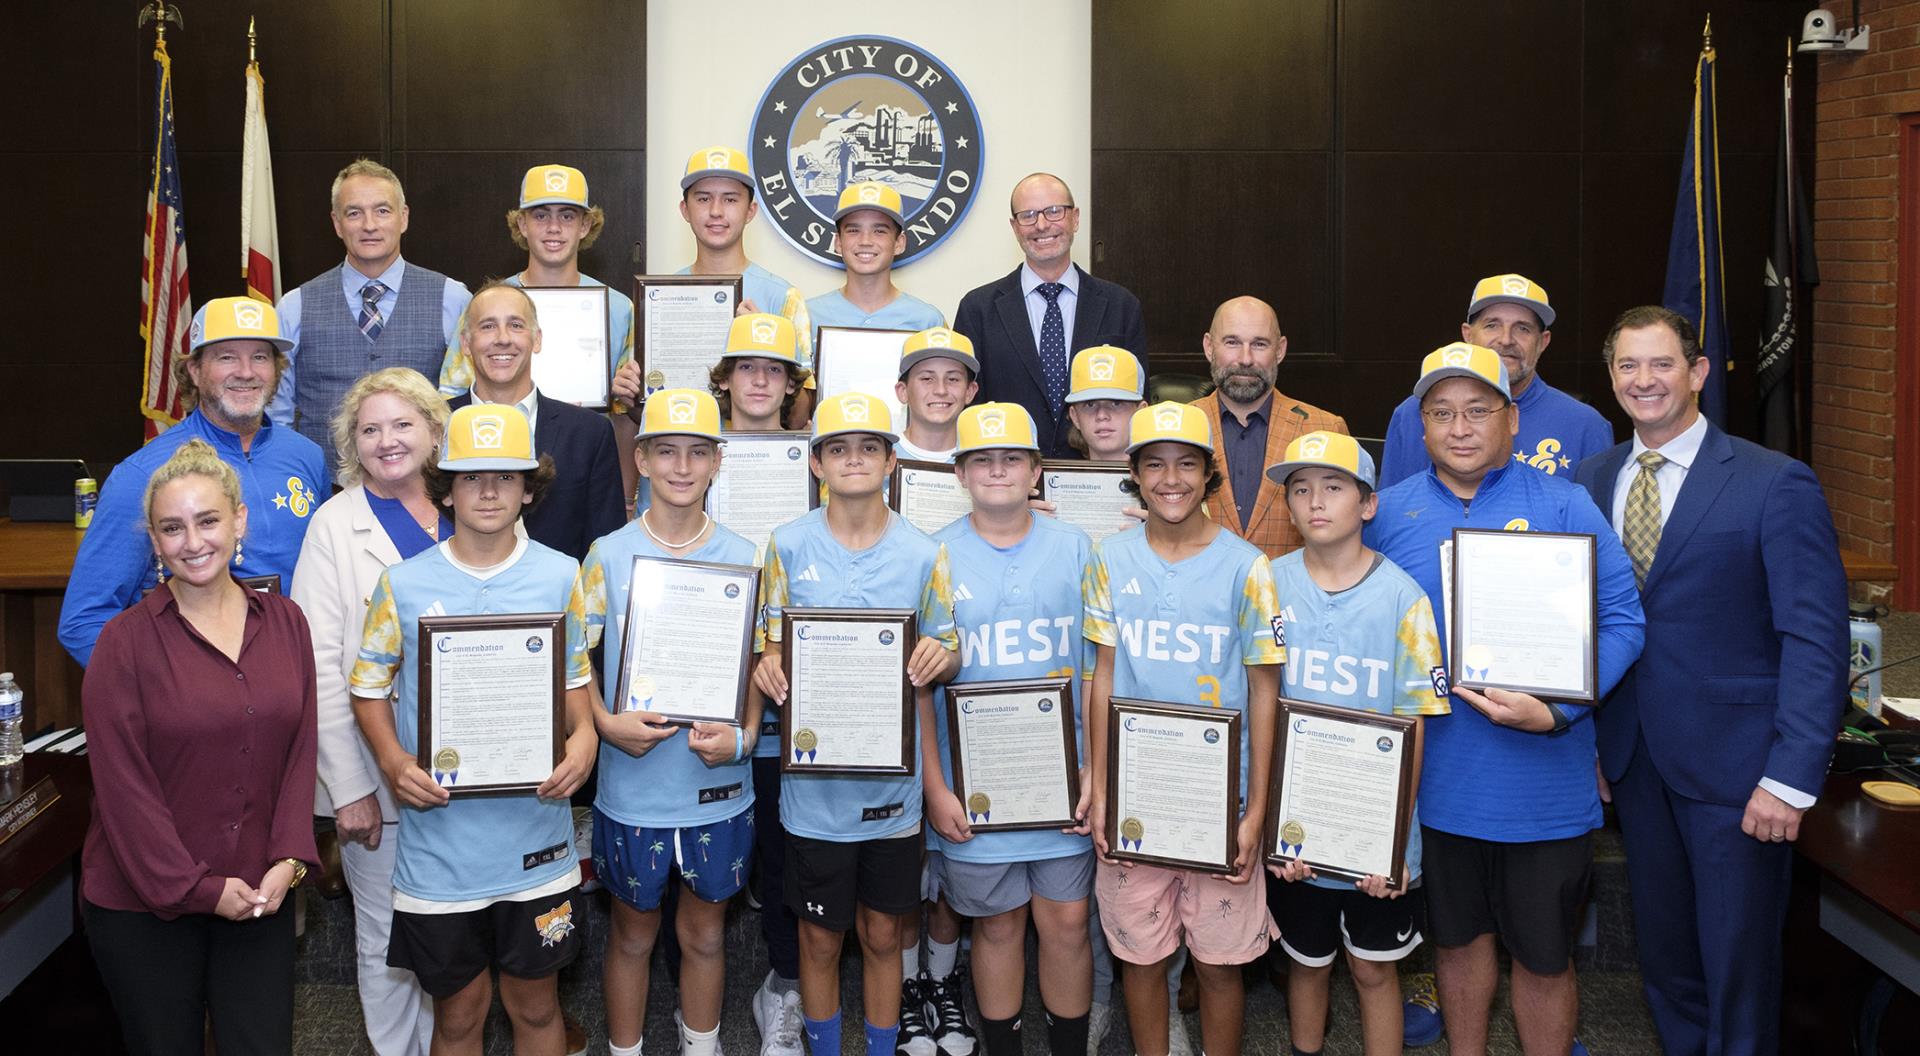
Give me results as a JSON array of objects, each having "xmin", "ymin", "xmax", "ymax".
[
  {"xmin": 387, "ymin": 885, "xmax": 584, "ymax": 998},
  {"xmin": 1420, "ymin": 826, "xmax": 1591, "ymax": 976},
  {"xmin": 784, "ymin": 830, "xmax": 921, "ymax": 932}
]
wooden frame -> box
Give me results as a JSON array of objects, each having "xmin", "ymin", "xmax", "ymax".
[
  {"xmin": 613, "ymin": 556, "xmax": 760, "ymax": 726},
  {"xmin": 523, "ymin": 284, "xmax": 613, "ymax": 411},
  {"xmin": 416, "ymin": 612, "xmax": 566, "ymax": 797},
  {"xmin": 633, "ymin": 273, "xmax": 744, "ymax": 396},
  {"xmin": 780, "ymin": 607, "xmax": 917, "ymax": 775},
  {"xmin": 1266, "ymin": 697, "xmax": 1420, "ymax": 890},
  {"xmin": 1105, "ymin": 697, "xmax": 1240, "ymax": 874},
  {"xmin": 944, "ymin": 677, "xmax": 1079, "ymax": 832},
  {"xmin": 889, "ymin": 458, "xmax": 972, "ymax": 535},
  {"xmin": 1448, "ymin": 528, "xmax": 1599, "ymax": 702}
]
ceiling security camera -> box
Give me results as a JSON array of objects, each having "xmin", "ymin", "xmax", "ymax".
[{"xmin": 1799, "ymin": 7, "xmax": 1870, "ymax": 53}]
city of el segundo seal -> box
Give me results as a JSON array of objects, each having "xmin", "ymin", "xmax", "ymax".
[{"xmin": 749, "ymin": 35, "xmax": 983, "ymax": 269}]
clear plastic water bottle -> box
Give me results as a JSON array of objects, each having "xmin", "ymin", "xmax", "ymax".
[
  {"xmin": 1848, "ymin": 604, "xmax": 1884, "ymax": 717},
  {"xmin": 0, "ymin": 672, "xmax": 23, "ymax": 766}
]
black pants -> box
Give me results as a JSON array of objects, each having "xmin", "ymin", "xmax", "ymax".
[{"xmin": 85, "ymin": 900, "xmax": 296, "ymax": 1056}]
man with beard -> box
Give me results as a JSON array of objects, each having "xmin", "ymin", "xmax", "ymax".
[{"xmin": 1189, "ymin": 297, "xmax": 1347, "ymax": 559}]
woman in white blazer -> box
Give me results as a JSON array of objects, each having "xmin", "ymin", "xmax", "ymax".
[{"xmin": 291, "ymin": 367, "xmax": 450, "ymax": 1056}]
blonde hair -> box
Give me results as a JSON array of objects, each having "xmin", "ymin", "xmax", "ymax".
[
  {"xmin": 171, "ymin": 331, "xmax": 289, "ymax": 406},
  {"xmin": 331, "ymin": 158, "xmax": 406, "ymax": 212},
  {"xmin": 506, "ymin": 205, "xmax": 607, "ymax": 250},
  {"xmin": 330, "ymin": 368, "xmax": 451, "ymax": 488},
  {"xmin": 142, "ymin": 439, "xmax": 243, "ymax": 525}
]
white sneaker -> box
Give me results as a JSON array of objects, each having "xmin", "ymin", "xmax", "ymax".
[
  {"xmin": 752, "ymin": 981, "xmax": 805, "ymax": 1056},
  {"xmin": 1086, "ymin": 1002, "xmax": 1112, "ymax": 1055},
  {"xmin": 1166, "ymin": 1013, "xmax": 1193, "ymax": 1056}
]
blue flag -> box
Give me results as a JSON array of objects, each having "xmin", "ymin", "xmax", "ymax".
[{"xmin": 1662, "ymin": 27, "xmax": 1730, "ymax": 428}]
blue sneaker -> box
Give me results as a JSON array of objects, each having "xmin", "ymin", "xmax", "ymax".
[{"xmin": 1402, "ymin": 972, "xmax": 1443, "ymax": 1046}]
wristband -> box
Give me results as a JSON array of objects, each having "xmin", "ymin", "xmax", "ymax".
[
  {"xmin": 733, "ymin": 726, "xmax": 746, "ymax": 763},
  {"xmin": 1547, "ymin": 703, "xmax": 1571, "ymax": 733}
]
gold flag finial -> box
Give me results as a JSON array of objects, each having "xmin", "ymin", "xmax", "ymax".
[
  {"xmin": 1703, "ymin": 14, "xmax": 1714, "ymax": 50},
  {"xmin": 248, "ymin": 15, "xmax": 257, "ymax": 63},
  {"xmin": 154, "ymin": 0, "xmax": 168, "ymax": 44}
]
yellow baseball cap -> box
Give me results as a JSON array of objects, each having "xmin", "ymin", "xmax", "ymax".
[
  {"xmin": 1466, "ymin": 273, "xmax": 1555, "ymax": 328},
  {"xmin": 811, "ymin": 391, "xmax": 899, "ymax": 448},
  {"xmin": 834, "ymin": 181, "xmax": 906, "ymax": 227},
  {"xmin": 636, "ymin": 388, "xmax": 724, "ymax": 443},
  {"xmin": 1265, "ymin": 430, "xmax": 1377, "ymax": 490},
  {"xmin": 722, "ymin": 313, "xmax": 801, "ymax": 366},
  {"xmin": 1126, "ymin": 401, "xmax": 1214, "ymax": 455},
  {"xmin": 1067, "ymin": 345, "xmax": 1144, "ymax": 403},
  {"xmin": 440, "ymin": 404, "xmax": 538, "ymax": 471},
  {"xmin": 189, "ymin": 296, "xmax": 294, "ymax": 354},
  {"xmin": 956, "ymin": 402, "xmax": 1039, "ymax": 455},
  {"xmin": 681, "ymin": 146, "xmax": 753, "ymax": 192},
  {"xmin": 519, "ymin": 164, "xmax": 589, "ymax": 209},
  {"xmin": 899, "ymin": 327, "xmax": 979, "ymax": 377},
  {"xmin": 1413, "ymin": 342, "xmax": 1511, "ymax": 401}
]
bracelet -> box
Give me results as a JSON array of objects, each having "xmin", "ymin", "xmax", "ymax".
[{"xmin": 733, "ymin": 726, "xmax": 746, "ymax": 763}]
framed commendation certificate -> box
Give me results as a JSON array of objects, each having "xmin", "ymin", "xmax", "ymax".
[
  {"xmin": 707, "ymin": 431, "xmax": 820, "ymax": 559},
  {"xmin": 945, "ymin": 678, "xmax": 1079, "ymax": 832},
  {"xmin": 524, "ymin": 285, "xmax": 612, "ymax": 410},
  {"xmin": 1106, "ymin": 699, "xmax": 1239, "ymax": 873},
  {"xmin": 1266, "ymin": 698, "xmax": 1419, "ymax": 889},
  {"xmin": 416, "ymin": 613, "xmax": 565, "ymax": 796},
  {"xmin": 614, "ymin": 556, "xmax": 759, "ymax": 725},
  {"xmin": 814, "ymin": 326, "xmax": 913, "ymax": 434},
  {"xmin": 1449, "ymin": 529, "xmax": 1599, "ymax": 702},
  {"xmin": 781, "ymin": 607, "xmax": 916, "ymax": 775},
  {"xmin": 891, "ymin": 459, "xmax": 972, "ymax": 535},
  {"xmin": 1037, "ymin": 460, "xmax": 1134, "ymax": 542},
  {"xmin": 635, "ymin": 274, "xmax": 742, "ymax": 398},
  {"xmin": 239, "ymin": 574, "xmax": 281, "ymax": 594}
]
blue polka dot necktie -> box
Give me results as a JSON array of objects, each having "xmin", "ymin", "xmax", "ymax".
[
  {"xmin": 1037, "ymin": 282, "xmax": 1068, "ymax": 415},
  {"xmin": 358, "ymin": 280, "xmax": 388, "ymax": 342}
]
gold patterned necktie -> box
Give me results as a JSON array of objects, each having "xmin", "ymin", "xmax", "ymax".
[{"xmin": 1623, "ymin": 450, "xmax": 1667, "ymax": 588}]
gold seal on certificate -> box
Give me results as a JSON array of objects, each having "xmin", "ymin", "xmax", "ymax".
[
  {"xmin": 614, "ymin": 556, "xmax": 759, "ymax": 725},
  {"xmin": 781, "ymin": 608, "xmax": 916, "ymax": 775},
  {"xmin": 524, "ymin": 285, "xmax": 612, "ymax": 410},
  {"xmin": 1266, "ymin": 698, "xmax": 1419, "ymax": 888},
  {"xmin": 1037, "ymin": 460, "xmax": 1134, "ymax": 542},
  {"xmin": 1105, "ymin": 699, "xmax": 1240, "ymax": 872},
  {"xmin": 1449, "ymin": 528, "xmax": 1600, "ymax": 702},
  {"xmin": 417, "ymin": 613, "xmax": 566, "ymax": 797},
  {"xmin": 946, "ymin": 678, "xmax": 1079, "ymax": 832},
  {"xmin": 706, "ymin": 431, "xmax": 819, "ymax": 560},
  {"xmin": 891, "ymin": 459, "xmax": 973, "ymax": 536},
  {"xmin": 814, "ymin": 326, "xmax": 913, "ymax": 433},
  {"xmin": 635, "ymin": 275, "xmax": 743, "ymax": 398}
]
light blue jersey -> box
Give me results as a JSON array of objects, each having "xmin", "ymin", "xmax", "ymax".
[
  {"xmin": 1270, "ymin": 550, "xmax": 1449, "ymax": 887},
  {"xmin": 350, "ymin": 540, "xmax": 593, "ymax": 904},
  {"xmin": 1083, "ymin": 525, "xmax": 1283, "ymax": 806},
  {"xmin": 677, "ymin": 262, "xmax": 812, "ymax": 372},
  {"xmin": 582, "ymin": 522, "xmax": 759, "ymax": 828},
  {"xmin": 805, "ymin": 289, "xmax": 945, "ymax": 336},
  {"xmin": 758, "ymin": 507, "xmax": 958, "ymax": 841},
  {"xmin": 932, "ymin": 511, "xmax": 1094, "ymax": 864}
]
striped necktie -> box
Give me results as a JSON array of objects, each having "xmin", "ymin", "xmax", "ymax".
[
  {"xmin": 1623, "ymin": 450, "xmax": 1667, "ymax": 588},
  {"xmin": 358, "ymin": 280, "xmax": 389, "ymax": 342}
]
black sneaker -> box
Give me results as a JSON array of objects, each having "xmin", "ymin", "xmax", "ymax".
[
  {"xmin": 897, "ymin": 976, "xmax": 938, "ymax": 1056},
  {"xmin": 926, "ymin": 971, "xmax": 978, "ymax": 1056}
]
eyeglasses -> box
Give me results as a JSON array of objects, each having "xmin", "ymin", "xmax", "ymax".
[
  {"xmin": 1421, "ymin": 406, "xmax": 1503, "ymax": 425},
  {"xmin": 1012, "ymin": 204, "xmax": 1074, "ymax": 226}
]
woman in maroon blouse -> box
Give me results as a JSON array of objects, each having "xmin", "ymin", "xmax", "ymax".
[{"xmin": 81, "ymin": 438, "xmax": 319, "ymax": 1055}]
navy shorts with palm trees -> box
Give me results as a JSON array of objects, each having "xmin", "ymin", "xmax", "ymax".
[{"xmin": 590, "ymin": 806, "xmax": 755, "ymax": 911}]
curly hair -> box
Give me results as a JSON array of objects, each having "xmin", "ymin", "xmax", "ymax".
[
  {"xmin": 707, "ymin": 357, "xmax": 812, "ymax": 423},
  {"xmin": 1119, "ymin": 445, "xmax": 1225, "ymax": 502},
  {"xmin": 505, "ymin": 204, "xmax": 608, "ymax": 251},
  {"xmin": 422, "ymin": 455, "xmax": 558, "ymax": 519}
]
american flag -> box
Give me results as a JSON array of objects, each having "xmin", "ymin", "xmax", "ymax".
[{"xmin": 140, "ymin": 37, "xmax": 191, "ymax": 438}]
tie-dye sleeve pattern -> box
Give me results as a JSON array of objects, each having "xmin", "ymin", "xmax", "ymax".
[
  {"xmin": 786, "ymin": 288, "xmax": 814, "ymax": 374},
  {"xmin": 756, "ymin": 532, "xmax": 789, "ymax": 650},
  {"xmin": 564, "ymin": 570, "xmax": 592, "ymax": 689},
  {"xmin": 1239, "ymin": 555, "xmax": 1285, "ymax": 666},
  {"xmin": 1082, "ymin": 541, "xmax": 1117, "ymax": 647},
  {"xmin": 580, "ymin": 541, "xmax": 609, "ymax": 651},
  {"xmin": 1393, "ymin": 593, "xmax": 1451, "ymax": 717},
  {"xmin": 349, "ymin": 571, "xmax": 403, "ymax": 697},
  {"xmin": 437, "ymin": 337, "xmax": 471, "ymax": 397},
  {"xmin": 918, "ymin": 545, "xmax": 959, "ymax": 650}
]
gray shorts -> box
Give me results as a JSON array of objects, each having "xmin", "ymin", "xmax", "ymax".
[{"xmin": 930, "ymin": 849, "xmax": 1094, "ymax": 917}]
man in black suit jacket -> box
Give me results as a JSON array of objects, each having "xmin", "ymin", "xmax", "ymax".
[
  {"xmin": 953, "ymin": 173, "xmax": 1146, "ymax": 459},
  {"xmin": 449, "ymin": 283, "xmax": 625, "ymax": 561}
]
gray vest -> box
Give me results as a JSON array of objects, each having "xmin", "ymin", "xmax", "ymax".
[{"xmin": 292, "ymin": 261, "xmax": 452, "ymax": 475}]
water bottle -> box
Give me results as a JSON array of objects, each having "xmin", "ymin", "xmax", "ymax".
[
  {"xmin": 1848, "ymin": 604, "xmax": 1884, "ymax": 717},
  {"xmin": 0, "ymin": 672, "xmax": 23, "ymax": 767}
]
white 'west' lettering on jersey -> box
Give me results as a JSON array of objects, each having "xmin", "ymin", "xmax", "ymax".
[
  {"xmin": 1115, "ymin": 619, "xmax": 1233, "ymax": 664},
  {"xmin": 958, "ymin": 616, "xmax": 1076, "ymax": 668},
  {"xmin": 1284, "ymin": 647, "xmax": 1392, "ymax": 699}
]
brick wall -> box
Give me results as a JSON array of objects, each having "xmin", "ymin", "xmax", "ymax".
[{"xmin": 1811, "ymin": 0, "xmax": 1914, "ymax": 564}]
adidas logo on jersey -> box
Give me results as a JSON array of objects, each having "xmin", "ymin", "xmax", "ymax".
[
  {"xmin": 795, "ymin": 564, "xmax": 821, "ymax": 583},
  {"xmin": 953, "ymin": 582, "xmax": 974, "ymax": 601},
  {"xmin": 421, "ymin": 600, "xmax": 448, "ymax": 618},
  {"xmin": 1120, "ymin": 578, "xmax": 1142, "ymax": 596}
]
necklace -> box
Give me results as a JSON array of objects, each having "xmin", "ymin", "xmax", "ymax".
[{"xmin": 640, "ymin": 510, "xmax": 710, "ymax": 550}]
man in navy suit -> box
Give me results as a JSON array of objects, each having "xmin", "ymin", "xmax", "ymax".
[
  {"xmin": 953, "ymin": 173, "xmax": 1146, "ymax": 459},
  {"xmin": 1575, "ymin": 305, "xmax": 1848, "ymax": 1056},
  {"xmin": 449, "ymin": 282, "xmax": 625, "ymax": 561}
]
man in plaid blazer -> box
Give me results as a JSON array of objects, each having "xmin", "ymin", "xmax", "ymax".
[{"xmin": 1189, "ymin": 296, "xmax": 1348, "ymax": 558}]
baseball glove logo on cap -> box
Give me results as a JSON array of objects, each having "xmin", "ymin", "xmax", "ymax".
[{"xmin": 956, "ymin": 402, "xmax": 1039, "ymax": 455}]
